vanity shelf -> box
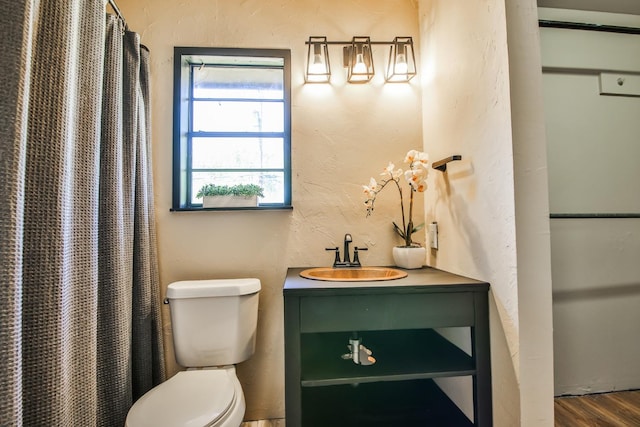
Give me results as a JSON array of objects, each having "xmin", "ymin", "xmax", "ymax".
[
  {"xmin": 301, "ymin": 379, "xmax": 473, "ymax": 427},
  {"xmin": 300, "ymin": 329, "xmax": 475, "ymax": 387},
  {"xmin": 284, "ymin": 267, "xmax": 492, "ymax": 427}
]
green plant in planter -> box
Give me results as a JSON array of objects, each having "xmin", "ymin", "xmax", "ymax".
[{"xmin": 196, "ymin": 183, "xmax": 264, "ymax": 199}]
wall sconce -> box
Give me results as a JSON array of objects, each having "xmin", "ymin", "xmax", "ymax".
[
  {"xmin": 386, "ymin": 36, "xmax": 417, "ymax": 82},
  {"xmin": 305, "ymin": 36, "xmax": 331, "ymax": 83},
  {"xmin": 344, "ymin": 37, "xmax": 374, "ymax": 83},
  {"xmin": 304, "ymin": 36, "xmax": 417, "ymax": 84}
]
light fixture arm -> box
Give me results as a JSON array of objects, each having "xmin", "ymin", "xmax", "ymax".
[{"xmin": 304, "ymin": 40, "xmax": 409, "ymax": 46}]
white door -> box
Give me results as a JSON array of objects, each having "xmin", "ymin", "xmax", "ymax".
[{"xmin": 540, "ymin": 11, "xmax": 640, "ymax": 396}]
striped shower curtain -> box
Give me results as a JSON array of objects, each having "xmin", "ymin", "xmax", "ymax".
[{"xmin": 0, "ymin": 1, "xmax": 165, "ymax": 426}]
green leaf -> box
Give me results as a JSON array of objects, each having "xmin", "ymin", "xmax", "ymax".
[
  {"xmin": 412, "ymin": 223, "xmax": 425, "ymax": 233},
  {"xmin": 196, "ymin": 183, "xmax": 264, "ymax": 198},
  {"xmin": 392, "ymin": 221, "xmax": 407, "ymax": 239}
]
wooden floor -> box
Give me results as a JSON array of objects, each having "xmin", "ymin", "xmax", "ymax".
[
  {"xmin": 241, "ymin": 419, "xmax": 285, "ymax": 427},
  {"xmin": 242, "ymin": 392, "xmax": 640, "ymax": 427},
  {"xmin": 555, "ymin": 390, "xmax": 640, "ymax": 426}
]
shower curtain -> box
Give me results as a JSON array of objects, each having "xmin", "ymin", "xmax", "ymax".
[{"xmin": 0, "ymin": 1, "xmax": 165, "ymax": 425}]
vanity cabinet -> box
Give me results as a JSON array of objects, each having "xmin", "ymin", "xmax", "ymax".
[{"xmin": 284, "ymin": 267, "xmax": 491, "ymax": 427}]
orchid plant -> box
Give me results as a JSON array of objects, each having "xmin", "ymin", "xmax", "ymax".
[{"xmin": 363, "ymin": 149, "xmax": 429, "ymax": 247}]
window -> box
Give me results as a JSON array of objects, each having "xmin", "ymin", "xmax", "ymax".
[{"xmin": 172, "ymin": 47, "xmax": 291, "ymax": 210}]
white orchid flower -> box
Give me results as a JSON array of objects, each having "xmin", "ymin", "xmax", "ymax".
[
  {"xmin": 414, "ymin": 182, "xmax": 427, "ymax": 192},
  {"xmin": 404, "ymin": 150, "xmax": 429, "ymax": 167},
  {"xmin": 404, "ymin": 167, "xmax": 426, "ymax": 185},
  {"xmin": 363, "ymin": 148, "xmax": 429, "ymax": 245},
  {"xmin": 362, "ymin": 177, "xmax": 378, "ymax": 198},
  {"xmin": 368, "ymin": 177, "xmax": 378, "ymax": 189},
  {"xmin": 414, "ymin": 151, "xmax": 429, "ymax": 165},
  {"xmin": 404, "ymin": 150, "xmax": 419, "ymax": 164}
]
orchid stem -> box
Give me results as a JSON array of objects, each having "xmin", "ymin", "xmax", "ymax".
[
  {"xmin": 393, "ymin": 179, "xmax": 406, "ymax": 239},
  {"xmin": 407, "ymin": 188, "xmax": 414, "ymax": 246}
]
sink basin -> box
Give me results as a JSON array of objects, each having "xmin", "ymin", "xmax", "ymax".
[{"xmin": 299, "ymin": 267, "xmax": 408, "ymax": 282}]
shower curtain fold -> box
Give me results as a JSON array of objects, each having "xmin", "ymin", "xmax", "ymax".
[{"xmin": 0, "ymin": 2, "xmax": 165, "ymax": 426}]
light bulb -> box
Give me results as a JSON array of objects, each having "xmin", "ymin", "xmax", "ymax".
[
  {"xmin": 394, "ymin": 53, "xmax": 408, "ymax": 75},
  {"xmin": 353, "ymin": 53, "xmax": 367, "ymax": 74},
  {"xmin": 309, "ymin": 53, "xmax": 326, "ymax": 75}
]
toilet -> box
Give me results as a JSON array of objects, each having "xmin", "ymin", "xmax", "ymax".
[{"xmin": 126, "ymin": 278, "xmax": 261, "ymax": 427}]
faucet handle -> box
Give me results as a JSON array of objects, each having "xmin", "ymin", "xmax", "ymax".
[
  {"xmin": 325, "ymin": 247, "xmax": 340, "ymax": 266},
  {"xmin": 353, "ymin": 247, "xmax": 368, "ymax": 265}
]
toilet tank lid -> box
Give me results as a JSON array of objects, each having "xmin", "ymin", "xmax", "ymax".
[{"xmin": 166, "ymin": 278, "xmax": 261, "ymax": 299}]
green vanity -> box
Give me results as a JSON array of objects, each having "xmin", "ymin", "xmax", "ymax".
[{"xmin": 283, "ymin": 266, "xmax": 492, "ymax": 426}]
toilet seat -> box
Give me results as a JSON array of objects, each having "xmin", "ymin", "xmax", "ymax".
[{"xmin": 126, "ymin": 369, "xmax": 238, "ymax": 427}]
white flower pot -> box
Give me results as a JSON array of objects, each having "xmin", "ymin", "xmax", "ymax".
[
  {"xmin": 203, "ymin": 195, "xmax": 258, "ymax": 208},
  {"xmin": 392, "ymin": 246, "xmax": 426, "ymax": 269}
]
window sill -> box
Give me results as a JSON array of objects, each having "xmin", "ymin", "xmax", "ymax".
[{"xmin": 170, "ymin": 205, "xmax": 293, "ymax": 212}]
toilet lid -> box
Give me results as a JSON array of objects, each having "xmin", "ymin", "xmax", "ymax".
[{"xmin": 127, "ymin": 370, "xmax": 235, "ymax": 427}]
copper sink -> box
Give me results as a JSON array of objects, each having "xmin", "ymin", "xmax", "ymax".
[{"xmin": 299, "ymin": 266, "xmax": 407, "ymax": 282}]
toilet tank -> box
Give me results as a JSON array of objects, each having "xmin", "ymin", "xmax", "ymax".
[{"xmin": 166, "ymin": 278, "xmax": 260, "ymax": 367}]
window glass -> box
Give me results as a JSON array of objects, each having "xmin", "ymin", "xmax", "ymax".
[
  {"xmin": 191, "ymin": 138, "xmax": 284, "ymax": 169},
  {"xmin": 193, "ymin": 65, "xmax": 284, "ymax": 99},
  {"xmin": 191, "ymin": 171, "xmax": 284, "ymax": 205},
  {"xmin": 192, "ymin": 101, "xmax": 284, "ymax": 133}
]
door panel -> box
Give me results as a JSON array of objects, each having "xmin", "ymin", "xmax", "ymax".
[
  {"xmin": 541, "ymin": 24, "xmax": 640, "ymax": 396},
  {"xmin": 544, "ymin": 72, "xmax": 640, "ymax": 214}
]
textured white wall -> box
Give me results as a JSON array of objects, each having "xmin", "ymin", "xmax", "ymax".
[
  {"xmin": 419, "ymin": 0, "xmax": 530, "ymax": 425},
  {"xmin": 117, "ymin": 0, "xmax": 423, "ymax": 420},
  {"xmin": 505, "ymin": 1, "xmax": 555, "ymax": 425}
]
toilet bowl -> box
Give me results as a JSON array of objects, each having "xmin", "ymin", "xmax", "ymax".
[
  {"xmin": 125, "ymin": 367, "xmax": 245, "ymax": 427},
  {"xmin": 125, "ymin": 278, "xmax": 260, "ymax": 427}
]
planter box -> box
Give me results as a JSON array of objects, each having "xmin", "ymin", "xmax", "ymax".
[{"xmin": 203, "ymin": 195, "xmax": 258, "ymax": 208}]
